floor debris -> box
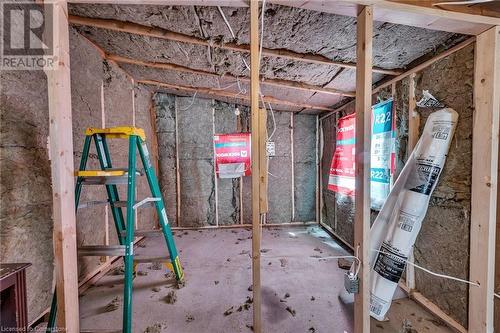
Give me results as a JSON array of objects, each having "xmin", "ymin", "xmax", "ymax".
[
  {"xmin": 103, "ymin": 297, "xmax": 121, "ymax": 312},
  {"xmin": 149, "ymin": 261, "xmax": 163, "ymax": 270},
  {"xmin": 214, "ymin": 280, "xmax": 219, "ymax": 285},
  {"xmin": 164, "ymin": 290, "xmax": 177, "ymax": 304},
  {"xmin": 279, "ymin": 258, "xmax": 288, "ymax": 267},
  {"xmin": 137, "ymin": 270, "xmax": 148, "ymax": 276},
  {"xmin": 260, "ymin": 248, "xmax": 271, "ymax": 253},
  {"xmin": 110, "ymin": 266, "xmax": 125, "ymax": 275},
  {"xmin": 337, "ymin": 258, "xmax": 353, "ymax": 270},
  {"xmin": 143, "ymin": 322, "xmax": 167, "ymax": 333},
  {"xmin": 223, "ymin": 306, "xmax": 234, "ymax": 316},
  {"xmin": 151, "ymin": 287, "xmax": 161, "ymax": 292},
  {"xmin": 286, "ymin": 306, "xmax": 296, "ymax": 317},
  {"xmin": 185, "ymin": 314, "xmax": 194, "ymax": 322}
]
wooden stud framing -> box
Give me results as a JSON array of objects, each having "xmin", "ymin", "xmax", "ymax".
[
  {"xmin": 405, "ymin": 73, "xmax": 418, "ymax": 291},
  {"xmin": 290, "ymin": 113, "xmax": 295, "ymax": 221},
  {"xmin": 354, "ymin": 6, "xmax": 373, "ymax": 333},
  {"xmin": 174, "ymin": 98, "xmax": 182, "ymax": 227},
  {"xmin": 249, "ymin": 1, "xmax": 262, "ymax": 332},
  {"xmin": 106, "ymin": 54, "xmax": 354, "ymax": 97},
  {"xmin": 69, "ymin": 15, "xmax": 400, "ymax": 76},
  {"xmin": 469, "ymin": 25, "xmax": 500, "ymax": 333},
  {"xmin": 212, "ymin": 106, "xmax": 220, "ymax": 227},
  {"xmin": 138, "ymin": 79, "xmax": 335, "ymax": 112},
  {"xmin": 44, "ymin": 1, "xmax": 80, "ymax": 331}
]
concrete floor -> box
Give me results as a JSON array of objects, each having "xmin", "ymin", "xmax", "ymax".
[{"xmin": 78, "ymin": 226, "xmax": 453, "ymax": 333}]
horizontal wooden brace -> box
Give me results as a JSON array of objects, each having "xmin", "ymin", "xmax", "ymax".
[
  {"xmin": 68, "ymin": 15, "xmax": 402, "ymax": 76},
  {"xmin": 107, "ymin": 54, "xmax": 355, "ymax": 97},
  {"xmin": 138, "ymin": 79, "xmax": 335, "ymax": 111}
]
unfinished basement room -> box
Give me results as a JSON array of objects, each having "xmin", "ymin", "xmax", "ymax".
[{"xmin": 1, "ymin": 0, "xmax": 499, "ymax": 332}]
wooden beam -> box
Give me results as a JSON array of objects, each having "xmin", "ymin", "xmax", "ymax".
[
  {"xmin": 270, "ymin": 0, "xmax": 498, "ymax": 35},
  {"xmin": 405, "ymin": 73, "xmax": 418, "ymax": 291},
  {"xmin": 107, "ymin": 54, "xmax": 355, "ymax": 97},
  {"xmin": 68, "ymin": 15, "xmax": 401, "ymax": 76},
  {"xmin": 389, "ymin": 0, "xmax": 500, "ymax": 19},
  {"xmin": 249, "ymin": 1, "xmax": 262, "ymax": 333},
  {"xmin": 469, "ymin": 25, "xmax": 500, "ymax": 333},
  {"xmin": 354, "ymin": 6, "xmax": 372, "ymax": 333},
  {"xmin": 137, "ymin": 79, "xmax": 335, "ymax": 112},
  {"xmin": 44, "ymin": 1, "xmax": 80, "ymax": 331},
  {"xmin": 398, "ymin": 283, "xmax": 468, "ymax": 333},
  {"xmin": 320, "ymin": 36, "xmax": 476, "ymax": 121},
  {"xmin": 373, "ymin": 37, "xmax": 475, "ymax": 94}
]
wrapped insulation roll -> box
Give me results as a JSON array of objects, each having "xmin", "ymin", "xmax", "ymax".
[{"xmin": 369, "ymin": 108, "xmax": 459, "ymax": 320}]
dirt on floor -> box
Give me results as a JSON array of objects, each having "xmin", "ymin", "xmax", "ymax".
[{"xmin": 76, "ymin": 226, "xmax": 453, "ymax": 333}]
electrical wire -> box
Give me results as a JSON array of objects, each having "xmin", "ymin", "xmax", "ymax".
[
  {"xmin": 217, "ymin": 6, "xmax": 251, "ymax": 72},
  {"xmin": 267, "ymin": 102, "xmax": 277, "ymax": 140},
  {"xmin": 371, "ymin": 249, "xmax": 480, "ymax": 287},
  {"xmin": 179, "ymin": 91, "xmax": 198, "ymax": 111},
  {"xmin": 433, "ymin": 0, "xmax": 493, "ymax": 5}
]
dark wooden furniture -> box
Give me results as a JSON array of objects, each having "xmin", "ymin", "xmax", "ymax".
[{"xmin": 0, "ymin": 263, "xmax": 31, "ymax": 332}]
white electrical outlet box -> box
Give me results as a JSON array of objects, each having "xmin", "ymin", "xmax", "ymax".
[{"xmin": 266, "ymin": 141, "xmax": 276, "ymax": 156}]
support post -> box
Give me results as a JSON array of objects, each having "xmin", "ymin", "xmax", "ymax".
[
  {"xmin": 469, "ymin": 25, "xmax": 500, "ymax": 333},
  {"xmin": 405, "ymin": 73, "xmax": 418, "ymax": 291},
  {"xmin": 250, "ymin": 1, "xmax": 262, "ymax": 332},
  {"xmin": 354, "ymin": 6, "xmax": 373, "ymax": 333},
  {"xmin": 44, "ymin": 1, "xmax": 80, "ymax": 331}
]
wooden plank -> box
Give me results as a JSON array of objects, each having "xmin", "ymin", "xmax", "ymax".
[
  {"xmin": 405, "ymin": 73, "xmax": 418, "ymax": 291},
  {"xmin": 249, "ymin": 1, "xmax": 262, "ymax": 332},
  {"xmin": 174, "ymin": 98, "xmax": 181, "ymax": 227},
  {"xmin": 353, "ymin": 6, "xmax": 372, "ymax": 333},
  {"xmin": 270, "ymin": 0, "xmax": 497, "ymax": 35},
  {"xmin": 138, "ymin": 79, "xmax": 335, "ymax": 112},
  {"xmin": 315, "ymin": 115, "xmax": 320, "ymax": 223},
  {"xmin": 44, "ymin": 1, "xmax": 79, "ymax": 331},
  {"xmin": 469, "ymin": 25, "xmax": 500, "ymax": 333},
  {"xmin": 373, "ymin": 37, "xmax": 475, "ymax": 94},
  {"xmin": 259, "ymin": 108, "xmax": 268, "ymax": 214},
  {"xmin": 398, "ymin": 283, "xmax": 468, "ymax": 333},
  {"xmin": 320, "ymin": 37, "xmax": 475, "ymax": 121},
  {"xmin": 107, "ymin": 54, "xmax": 355, "ymax": 97},
  {"xmin": 212, "ymin": 106, "xmax": 220, "ymax": 227},
  {"xmin": 290, "ymin": 113, "xmax": 295, "ymax": 220},
  {"xmin": 68, "ymin": 1, "xmax": 499, "ymax": 34},
  {"xmin": 68, "ymin": 15, "xmax": 400, "ymax": 76}
]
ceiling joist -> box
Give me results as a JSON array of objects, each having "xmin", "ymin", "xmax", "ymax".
[
  {"xmin": 138, "ymin": 79, "xmax": 335, "ymax": 112},
  {"xmin": 68, "ymin": 15, "xmax": 402, "ymax": 76},
  {"xmin": 107, "ymin": 54, "xmax": 356, "ymax": 97}
]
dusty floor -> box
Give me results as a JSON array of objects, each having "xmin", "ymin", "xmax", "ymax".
[{"xmin": 77, "ymin": 226, "xmax": 453, "ymax": 332}]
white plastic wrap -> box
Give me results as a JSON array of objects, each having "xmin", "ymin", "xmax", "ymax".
[{"xmin": 369, "ymin": 108, "xmax": 459, "ymax": 320}]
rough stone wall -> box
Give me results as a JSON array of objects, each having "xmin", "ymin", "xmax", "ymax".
[
  {"xmin": 412, "ymin": 45, "xmax": 474, "ymax": 327},
  {"xmin": 154, "ymin": 94, "xmax": 317, "ymax": 226},
  {"xmin": 319, "ymin": 45, "xmax": 474, "ymax": 326},
  {"xmin": 0, "ymin": 28, "xmax": 154, "ymax": 322},
  {"xmin": 293, "ymin": 114, "xmax": 317, "ymax": 222},
  {"xmin": 320, "ymin": 102, "xmax": 356, "ymax": 245}
]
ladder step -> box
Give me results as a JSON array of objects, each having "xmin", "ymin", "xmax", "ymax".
[
  {"xmin": 78, "ymin": 200, "xmax": 109, "ymax": 209},
  {"xmin": 114, "ymin": 197, "xmax": 160, "ymax": 209},
  {"xmin": 120, "ymin": 229, "xmax": 163, "ymax": 237},
  {"xmin": 78, "ymin": 245, "xmax": 125, "ymax": 257},
  {"xmin": 133, "ymin": 256, "xmax": 170, "ymax": 263}
]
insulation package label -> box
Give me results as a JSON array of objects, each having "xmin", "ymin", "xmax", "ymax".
[
  {"xmin": 327, "ymin": 99, "xmax": 394, "ymax": 209},
  {"xmin": 369, "ymin": 108, "xmax": 458, "ymax": 321},
  {"xmin": 214, "ymin": 133, "xmax": 251, "ymax": 178},
  {"xmin": 327, "ymin": 113, "xmax": 356, "ymax": 196}
]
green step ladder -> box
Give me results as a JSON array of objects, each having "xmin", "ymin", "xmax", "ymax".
[{"xmin": 47, "ymin": 127, "xmax": 184, "ymax": 333}]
